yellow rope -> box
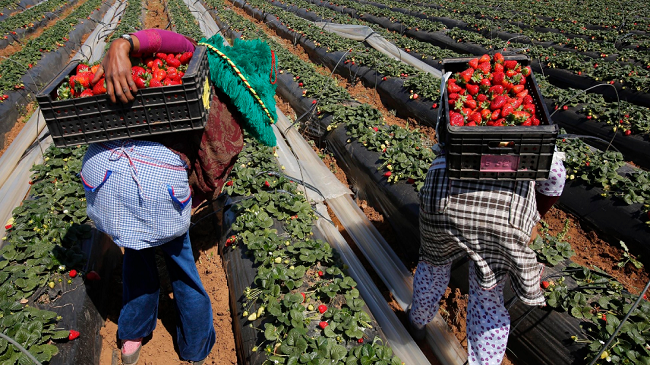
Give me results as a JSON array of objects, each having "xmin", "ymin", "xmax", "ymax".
[{"xmin": 198, "ymin": 42, "xmax": 275, "ymax": 125}]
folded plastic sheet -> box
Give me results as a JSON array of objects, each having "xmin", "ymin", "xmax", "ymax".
[
  {"xmin": 182, "ymin": 0, "xmax": 222, "ymax": 38},
  {"xmin": 312, "ymin": 21, "xmax": 442, "ymax": 78}
]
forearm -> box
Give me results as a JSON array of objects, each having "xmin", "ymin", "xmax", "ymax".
[{"xmin": 131, "ymin": 29, "xmax": 195, "ymax": 55}]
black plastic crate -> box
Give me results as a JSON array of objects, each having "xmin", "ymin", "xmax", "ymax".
[
  {"xmin": 36, "ymin": 46, "xmax": 211, "ymax": 147},
  {"xmin": 440, "ymin": 55, "xmax": 558, "ymax": 180}
]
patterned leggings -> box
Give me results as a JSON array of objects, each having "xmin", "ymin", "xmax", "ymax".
[{"xmin": 410, "ymin": 261, "xmax": 510, "ymax": 365}]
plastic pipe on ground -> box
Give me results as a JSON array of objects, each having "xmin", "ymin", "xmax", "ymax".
[
  {"xmin": 313, "ymin": 21, "xmax": 441, "ymax": 78},
  {"xmin": 314, "ymin": 203, "xmax": 431, "ymax": 365},
  {"xmin": 182, "ymin": 0, "xmax": 221, "ymax": 37}
]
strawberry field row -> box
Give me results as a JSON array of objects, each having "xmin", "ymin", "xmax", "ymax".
[
  {"xmin": 409, "ymin": 0, "xmax": 650, "ymax": 33},
  {"xmin": 0, "ymin": 0, "xmax": 107, "ymax": 95},
  {"xmin": 379, "ymin": 0, "xmax": 650, "ymax": 55},
  {"xmin": 270, "ymin": 0, "xmax": 650, "ymax": 172},
  {"xmin": 104, "ymin": 0, "xmax": 144, "ymax": 46},
  {"xmin": 0, "ymin": 0, "xmax": 80, "ymax": 42},
  {"xmin": 312, "ymin": 0, "xmax": 650, "ymax": 102}
]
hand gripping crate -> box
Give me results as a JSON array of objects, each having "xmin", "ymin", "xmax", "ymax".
[
  {"xmin": 36, "ymin": 46, "xmax": 211, "ymax": 147},
  {"xmin": 439, "ymin": 55, "xmax": 558, "ymax": 180}
]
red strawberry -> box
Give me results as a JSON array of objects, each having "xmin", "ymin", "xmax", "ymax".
[
  {"xmin": 166, "ymin": 54, "xmax": 181, "ymax": 68},
  {"xmin": 317, "ymin": 270, "xmax": 324, "ymax": 277},
  {"xmin": 492, "ymin": 71, "xmax": 505, "ymax": 85},
  {"xmin": 491, "ymin": 109, "xmax": 500, "ymax": 120},
  {"xmin": 131, "ymin": 66, "xmax": 146, "ymax": 78},
  {"xmin": 152, "ymin": 59, "xmax": 163, "ymax": 70},
  {"xmin": 476, "ymin": 94, "xmax": 487, "ymax": 102},
  {"xmin": 479, "ymin": 78, "xmax": 491, "ymax": 90},
  {"xmin": 508, "ymin": 110, "xmax": 531, "ymax": 124},
  {"xmin": 478, "ymin": 54, "xmax": 490, "ymax": 63},
  {"xmin": 179, "ymin": 52, "xmax": 193, "ymax": 65},
  {"xmin": 504, "ymin": 60, "xmax": 518, "ymax": 70},
  {"xmin": 301, "ymin": 293, "xmax": 306, "ymax": 302},
  {"xmin": 624, "ymin": 130, "xmax": 632, "ymax": 136},
  {"xmin": 601, "ymin": 314, "xmax": 607, "ymax": 322},
  {"xmin": 468, "ymin": 58, "xmax": 479, "ymax": 69},
  {"xmin": 383, "ymin": 171, "xmax": 392, "ymax": 177},
  {"xmin": 264, "ymin": 181, "xmax": 270, "ymax": 188},
  {"xmin": 468, "ymin": 111, "xmax": 481, "ymax": 124},
  {"xmin": 522, "ymin": 118, "xmax": 532, "ymax": 126},
  {"xmin": 511, "ymin": 97, "xmax": 523, "ymax": 109},
  {"xmin": 133, "ymin": 72, "xmax": 151, "ymax": 89},
  {"xmin": 458, "ymin": 68, "xmax": 474, "ymax": 83},
  {"xmin": 562, "ymin": 105, "xmax": 569, "ymax": 110},
  {"xmin": 76, "ymin": 64, "xmax": 89, "ymax": 74},
  {"xmin": 511, "ymin": 85, "xmax": 525, "ymax": 94},
  {"xmin": 521, "ymin": 66, "xmax": 532, "ymax": 77},
  {"xmin": 516, "ymin": 90, "xmax": 529, "ymax": 98},
  {"xmin": 523, "ymin": 95, "xmax": 534, "ymax": 104},
  {"xmin": 493, "ymin": 53, "xmax": 504, "ymax": 64},
  {"xmin": 466, "ymin": 84, "xmax": 479, "ymax": 95},
  {"xmin": 226, "ymin": 180, "xmax": 233, "ymax": 187},
  {"xmin": 506, "ymin": 69, "xmax": 518, "ymax": 78},
  {"xmin": 489, "ymin": 85, "xmax": 504, "ymax": 95},
  {"xmin": 501, "ymin": 104, "xmax": 514, "ymax": 118},
  {"xmin": 155, "ymin": 52, "xmax": 167, "ymax": 60},
  {"xmin": 319, "ymin": 321, "xmax": 328, "ymax": 329},
  {"xmin": 447, "ymin": 82, "xmax": 462, "ymax": 93},
  {"xmin": 477, "ymin": 62, "xmax": 491, "ymax": 75},
  {"xmin": 153, "ymin": 69, "xmax": 167, "ymax": 81},
  {"xmin": 531, "ymin": 118, "xmax": 540, "ymax": 126},
  {"xmin": 318, "ymin": 305, "xmax": 328, "ymax": 314},
  {"xmin": 490, "ymin": 95, "xmax": 507, "ymax": 110},
  {"xmin": 358, "ymin": 338, "xmax": 364, "ymax": 343},
  {"xmin": 522, "ymin": 103, "xmax": 536, "ymax": 114},
  {"xmin": 69, "ymin": 270, "xmax": 78, "ymax": 278},
  {"xmin": 149, "ymin": 79, "xmax": 162, "ymax": 88},
  {"xmin": 68, "ymin": 330, "xmax": 80, "ymax": 341},
  {"xmin": 493, "ymin": 63, "xmax": 504, "ymax": 73},
  {"xmin": 162, "ymin": 78, "xmax": 176, "ymax": 86},
  {"xmin": 464, "ymin": 99, "xmax": 477, "ymax": 109},
  {"xmin": 449, "ymin": 111, "xmax": 465, "ymax": 126},
  {"xmin": 481, "ymin": 109, "xmax": 492, "ymax": 121},
  {"xmin": 92, "ymin": 79, "xmax": 106, "ymax": 95},
  {"xmin": 79, "ymin": 89, "xmax": 94, "ymax": 98},
  {"xmin": 86, "ymin": 271, "xmax": 101, "ymax": 281}
]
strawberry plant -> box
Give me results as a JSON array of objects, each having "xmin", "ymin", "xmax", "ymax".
[
  {"xmin": 0, "ymin": 145, "xmax": 90, "ymax": 363},
  {"xmin": 104, "ymin": 0, "xmax": 143, "ymax": 46},
  {"xmin": 222, "ymin": 136, "xmax": 402, "ymax": 364}
]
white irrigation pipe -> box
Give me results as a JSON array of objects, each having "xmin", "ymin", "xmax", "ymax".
[
  {"xmin": 0, "ymin": 0, "xmax": 127, "ymax": 242},
  {"xmin": 313, "ymin": 21, "xmax": 442, "ymax": 78}
]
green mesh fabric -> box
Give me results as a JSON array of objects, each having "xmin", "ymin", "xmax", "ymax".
[{"xmin": 199, "ymin": 34, "xmax": 277, "ymax": 146}]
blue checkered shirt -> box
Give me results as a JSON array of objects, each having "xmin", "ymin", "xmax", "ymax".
[{"xmin": 81, "ymin": 139, "xmax": 192, "ymax": 250}]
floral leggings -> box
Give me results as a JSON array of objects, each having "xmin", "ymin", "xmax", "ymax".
[{"xmin": 410, "ymin": 261, "xmax": 510, "ymax": 365}]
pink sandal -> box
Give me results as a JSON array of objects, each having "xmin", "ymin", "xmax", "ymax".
[{"xmin": 121, "ymin": 338, "xmax": 143, "ymax": 365}]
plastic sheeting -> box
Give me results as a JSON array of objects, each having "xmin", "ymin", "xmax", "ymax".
[
  {"xmin": 274, "ymin": 110, "xmax": 352, "ymax": 201},
  {"xmin": 313, "ymin": 204, "xmax": 431, "ymax": 365},
  {"xmin": 313, "ymin": 21, "xmax": 441, "ymax": 78},
  {"xmin": 0, "ymin": 0, "xmax": 128, "ymax": 242},
  {"xmin": 182, "ymin": 0, "xmax": 221, "ymax": 38}
]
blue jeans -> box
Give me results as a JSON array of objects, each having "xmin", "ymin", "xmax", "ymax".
[{"xmin": 118, "ymin": 231, "xmax": 215, "ymax": 361}]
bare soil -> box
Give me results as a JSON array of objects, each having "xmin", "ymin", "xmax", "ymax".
[
  {"xmin": 145, "ymin": 0, "xmax": 170, "ymax": 29},
  {"xmin": 98, "ymin": 205, "xmax": 237, "ymax": 365},
  {"xmin": 0, "ymin": 102, "xmax": 36, "ymax": 157}
]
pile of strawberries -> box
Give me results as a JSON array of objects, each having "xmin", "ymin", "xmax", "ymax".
[
  {"xmin": 56, "ymin": 51, "xmax": 193, "ymax": 99},
  {"xmin": 446, "ymin": 53, "xmax": 541, "ymax": 127}
]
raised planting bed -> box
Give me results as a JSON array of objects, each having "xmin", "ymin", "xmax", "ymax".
[
  {"xmin": 1, "ymin": 144, "xmax": 122, "ymax": 364},
  {"xmin": 215, "ymin": 137, "xmax": 402, "ymax": 364}
]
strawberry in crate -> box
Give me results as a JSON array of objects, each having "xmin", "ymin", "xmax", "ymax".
[
  {"xmin": 446, "ymin": 53, "xmax": 540, "ymax": 127},
  {"xmin": 55, "ymin": 52, "xmax": 193, "ymax": 100}
]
